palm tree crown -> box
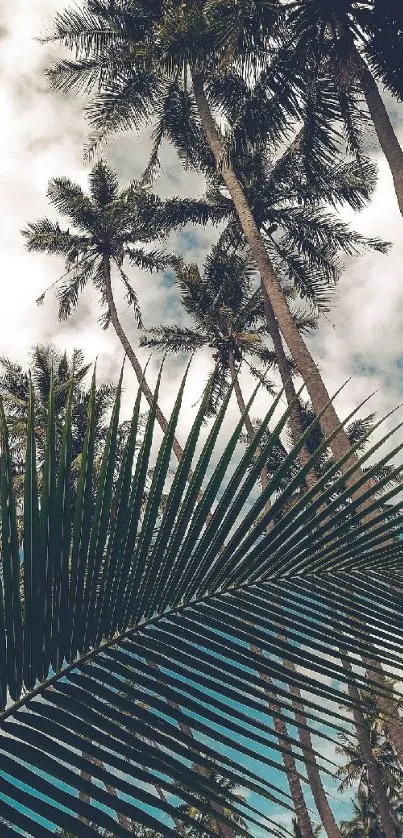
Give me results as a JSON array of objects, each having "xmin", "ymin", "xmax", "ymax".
[
  {"xmin": 274, "ymin": 0, "xmax": 403, "ymax": 213},
  {"xmin": 0, "ymin": 343, "xmax": 115, "ymax": 479},
  {"xmin": 22, "ymin": 160, "xmax": 171, "ymax": 327},
  {"xmin": 141, "ymin": 247, "xmax": 281, "ymax": 412}
]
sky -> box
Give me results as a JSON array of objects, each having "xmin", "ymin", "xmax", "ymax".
[{"xmin": 1, "ymin": 1, "xmax": 403, "ymax": 835}]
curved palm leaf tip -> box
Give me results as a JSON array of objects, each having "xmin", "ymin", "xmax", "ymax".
[{"xmin": 0, "ymin": 365, "xmax": 403, "ymax": 834}]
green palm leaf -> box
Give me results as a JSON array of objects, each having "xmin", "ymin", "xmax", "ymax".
[{"xmin": 0, "ymin": 370, "xmax": 402, "ymax": 835}]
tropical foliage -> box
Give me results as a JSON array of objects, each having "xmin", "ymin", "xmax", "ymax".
[
  {"xmin": 0, "ymin": 365, "xmax": 403, "ymax": 835},
  {"xmin": 1, "ymin": 0, "xmax": 403, "ymax": 835},
  {"xmin": 337, "ymin": 690, "xmax": 403, "ymax": 836},
  {"xmin": 0, "ymin": 343, "xmax": 116, "ymax": 481}
]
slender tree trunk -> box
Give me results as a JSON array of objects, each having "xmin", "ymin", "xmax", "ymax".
[
  {"xmin": 335, "ymin": 18, "xmax": 403, "ymax": 216},
  {"xmin": 167, "ymin": 702, "xmax": 235, "ymax": 838},
  {"xmin": 230, "ymin": 354, "xmax": 336, "ymax": 836},
  {"xmin": 149, "ymin": 660, "xmax": 235, "ymax": 837},
  {"xmin": 359, "ymin": 58, "xmax": 403, "ymax": 216},
  {"xmin": 251, "ymin": 644, "xmax": 315, "ymax": 838},
  {"xmin": 102, "ymin": 256, "xmax": 185, "ymax": 461},
  {"xmin": 191, "ymin": 75, "xmax": 373, "ymax": 507},
  {"xmin": 78, "ymin": 764, "xmax": 92, "ymax": 825},
  {"xmin": 284, "ymin": 659, "xmax": 341, "ymax": 838},
  {"xmin": 228, "ymin": 350, "xmax": 269, "ymax": 491},
  {"xmin": 264, "ymin": 310, "xmax": 340, "ymax": 835},
  {"xmin": 343, "ymin": 658, "xmax": 398, "ymax": 838},
  {"xmin": 361, "ymin": 655, "xmax": 403, "ymax": 767},
  {"xmin": 261, "ymin": 288, "xmax": 319, "ymax": 492}
]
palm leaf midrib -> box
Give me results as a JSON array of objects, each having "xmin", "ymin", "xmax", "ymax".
[{"xmin": 1, "ymin": 558, "xmax": 398, "ymax": 727}]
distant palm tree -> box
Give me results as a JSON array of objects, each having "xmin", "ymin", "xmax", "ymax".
[
  {"xmin": 140, "ymin": 245, "xmax": 285, "ymax": 419},
  {"xmin": 340, "ymin": 790, "xmax": 384, "ymax": 838},
  {"xmin": 0, "ymin": 343, "xmax": 114, "ymax": 485},
  {"xmin": 337, "ymin": 690, "xmax": 403, "ymax": 830},
  {"xmin": 22, "ymin": 160, "xmax": 223, "ymax": 462}
]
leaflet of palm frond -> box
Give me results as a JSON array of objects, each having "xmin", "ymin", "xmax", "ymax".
[
  {"xmin": 1, "ymin": 370, "xmax": 403, "ymax": 834},
  {"xmin": 144, "ymin": 80, "xmax": 215, "ymax": 182},
  {"xmin": 206, "ymin": 61, "xmax": 302, "ymax": 166}
]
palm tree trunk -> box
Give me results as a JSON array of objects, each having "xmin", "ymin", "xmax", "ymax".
[
  {"xmin": 191, "ymin": 75, "xmax": 373, "ymax": 507},
  {"xmin": 150, "ymin": 660, "xmax": 235, "ymax": 837},
  {"xmin": 250, "ymin": 644, "xmax": 315, "ymax": 838},
  {"xmin": 168, "ymin": 703, "xmax": 235, "ymax": 838},
  {"xmin": 261, "ymin": 288, "xmax": 318, "ymax": 492},
  {"xmin": 284, "ymin": 659, "xmax": 341, "ymax": 838},
  {"xmin": 343, "ymin": 658, "xmax": 397, "ymax": 838},
  {"xmin": 359, "ymin": 59, "xmax": 403, "ymax": 216},
  {"xmin": 361, "ymin": 654, "xmax": 403, "ymax": 767},
  {"xmin": 263, "ymin": 310, "xmax": 340, "ymax": 835},
  {"xmin": 102, "ymin": 256, "xmax": 185, "ymax": 462},
  {"xmin": 228, "ymin": 355, "xmax": 337, "ymax": 836},
  {"xmin": 335, "ymin": 18, "xmax": 403, "ymax": 216},
  {"xmin": 227, "ymin": 350, "xmax": 269, "ymax": 490}
]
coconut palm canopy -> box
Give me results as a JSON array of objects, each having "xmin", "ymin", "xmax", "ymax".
[
  {"xmin": 0, "ymin": 367, "xmax": 403, "ymax": 835},
  {"xmin": 22, "ymin": 160, "xmax": 225, "ymax": 329},
  {"xmin": 0, "ymin": 343, "xmax": 115, "ymax": 472},
  {"xmin": 141, "ymin": 247, "xmax": 281, "ymax": 413}
]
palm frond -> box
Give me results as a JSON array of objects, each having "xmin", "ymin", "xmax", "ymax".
[
  {"xmin": 140, "ymin": 325, "xmax": 206, "ymax": 355},
  {"xmin": 1, "ymin": 370, "xmax": 403, "ymax": 833},
  {"xmin": 46, "ymin": 177, "xmax": 97, "ymax": 231}
]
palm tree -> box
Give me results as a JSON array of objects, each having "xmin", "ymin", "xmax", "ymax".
[
  {"xmin": 175, "ymin": 768, "xmax": 251, "ymax": 837},
  {"xmin": 340, "ymin": 789, "xmax": 383, "ymax": 838},
  {"xmin": 140, "ymin": 246, "xmax": 280, "ymax": 431},
  {"xmin": 0, "ymin": 343, "xmax": 114, "ymax": 483},
  {"xmin": 205, "ymin": 140, "xmax": 384, "ymax": 478},
  {"xmin": 141, "ymin": 248, "xmax": 330, "ymax": 838},
  {"xmin": 337, "ymin": 690, "xmax": 403, "ymax": 834},
  {"xmin": 22, "ymin": 160, "xmax": 225, "ymax": 463},
  {"xmin": 276, "ymin": 0, "xmax": 403, "ymax": 216},
  {"xmin": 44, "ymin": 0, "xmax": 390, "ymax": 506},
  {"xmin": 0, "ymin": 368, "xmax": 403, "ymax": 834}
]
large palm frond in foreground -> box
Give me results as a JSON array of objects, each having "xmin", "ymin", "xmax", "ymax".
[{"xmin": 0, "ymin": 368, "xmax": 402, "ymax": 835}]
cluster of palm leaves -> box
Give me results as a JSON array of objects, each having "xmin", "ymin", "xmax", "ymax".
[
  {"xmin": 337, "ymin": 690, "xmax": 403, "ymax": 836},
  {"xmin": 1, "ymin": 0, "xmax": 403, "ymax": 836}
]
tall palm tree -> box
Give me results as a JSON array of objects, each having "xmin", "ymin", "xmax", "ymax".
[
  {"xmin": 22, "ymin": 160, "xmax": 225, "ymax": 463},
  {"xmin": 205, "ymin": 141, "xmax": 383, "ymax": 479},
  {"xmin": 44, "ymin": 0, "xmax": 390, "ymax": 505},
  {"xmin": 1, "ymin": 369, "xmax": 403, "ymax": 834},
  {"xmin": 140, "ymin": 244, "xmax": 317, "ymax": 490},
  {"xmin": 275, "ymin": 0, "xmax": 403, "ymax": 216},
  {"xmin": 142, "ymin": 246, "xmax": 382, "ymax": 838}
]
